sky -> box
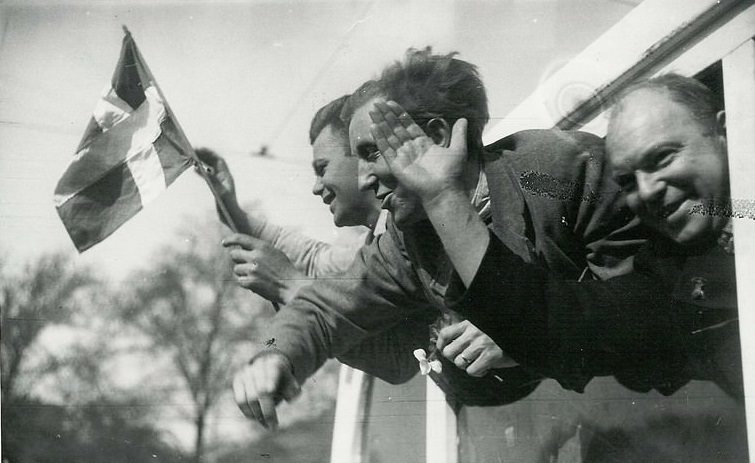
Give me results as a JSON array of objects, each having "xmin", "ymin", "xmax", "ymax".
[{"xmin": 0, "ymin": 0, "xmax": 639, "ymax": 280}]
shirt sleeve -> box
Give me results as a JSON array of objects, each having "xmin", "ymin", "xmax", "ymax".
[
  {"xmin": 268, "ymin": 223, "xmax": 435, "ymax": 384},
  {"xmin": 254, "ymin": 217, "xmax": 365, "ymax": 279}
]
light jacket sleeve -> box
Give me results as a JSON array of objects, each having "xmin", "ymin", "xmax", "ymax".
[
  {"xmin": 254, "ymin": 216, "xmax": 425, "ymax": 384},
  {"xmin": 268, "ymin": 222, "xmax": 435, "ymax": 385}
]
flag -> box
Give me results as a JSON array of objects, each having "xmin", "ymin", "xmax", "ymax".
[{"xmin": 54, "ymin": 29, "xmax": 195, "ymax": 252}]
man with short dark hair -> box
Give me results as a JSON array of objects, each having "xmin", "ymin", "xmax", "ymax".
[
  {"xmin": 198, "ymin": 96, "xmax": 377, "ymax": 294},
  {"xmin": 309, "ymin": 95, "xmax": 381, "ymax": 229}
]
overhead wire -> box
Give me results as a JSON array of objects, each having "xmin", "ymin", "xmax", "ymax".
[{"xmin": 265, "ymin": 0, "xmax": 376, "ymax": 149}]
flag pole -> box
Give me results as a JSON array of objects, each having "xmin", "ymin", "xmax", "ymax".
[{"xmin": 121, "ymin": 26, "xmax": 240, "ymax": 235}]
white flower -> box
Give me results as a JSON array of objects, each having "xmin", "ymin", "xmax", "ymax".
[{"xmin": 413, "ymin": 348, "xmax": 442, "ymax": 375}]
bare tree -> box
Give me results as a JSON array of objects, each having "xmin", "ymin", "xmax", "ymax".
[
  {"xmin": 118, "ymin": 217, "xmax": 265, "ymax": 463},
  {"xmin": 0, "ymin": 253, "xmax": 185, "ymax": 462}
]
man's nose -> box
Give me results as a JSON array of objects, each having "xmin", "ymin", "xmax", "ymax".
[
  {"xmin": 635, "ymin": 171, "xmax": 665, "ymax": 204},
  {"xmin": 312, "ymin": 177, "xmax": 324, "ymax": 196}
]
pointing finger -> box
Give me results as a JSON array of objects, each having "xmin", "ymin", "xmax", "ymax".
[
  {"xmin": 233, "ymin": 373, "xmax": 255, "ymax": 420},
  {"xmin": 259, "ymin": 396, "xmax": 278, "ymax": 431},
  {"xmin": 234, "ymin": 369, "xmax": 263, "ymax": 424}
]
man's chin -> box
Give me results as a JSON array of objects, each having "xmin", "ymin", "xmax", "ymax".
[{"xmin": 331, "ymin": 210, "xmax": 346, "ymax": 228}]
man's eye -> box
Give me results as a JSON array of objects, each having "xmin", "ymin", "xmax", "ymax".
[
  {"xmin": 360, "ymin": 147, "xmax": 382, "ymax": 162},
  {"xmin": 653, "ymin": 149, "xmax": 677, "ymax": 169}
]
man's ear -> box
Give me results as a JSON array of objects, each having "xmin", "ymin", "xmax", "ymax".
[{"xmin": 426, "ymin": 117, "xmax": 452, "ymax": 147}]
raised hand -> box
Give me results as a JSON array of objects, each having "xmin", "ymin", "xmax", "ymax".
[
  {"xmin": 368, "ymin": 100, "xmax": 469, "ymax": 204},
  {"xmin": 223, "ymin": 233, "xmax": 308, "ymax": 306},
  {"xmin": 195, "ymin": 148, "xmax": 236, "ymax": 199}
]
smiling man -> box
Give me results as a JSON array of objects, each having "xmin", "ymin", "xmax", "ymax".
[
  {"xmin": 608, "ymin": 75, "xmax": 730, "ymax": 245},
  {"xmin": 200, "ymin": 96, "xmax": 380, "ymax": 290},
  {"xmin": 310, "ymin": 96, "xmax": 381, "ymax": 229},
  {"xmin": 605, "ymin": 74, "xmax": 739, "ymax": 389}
]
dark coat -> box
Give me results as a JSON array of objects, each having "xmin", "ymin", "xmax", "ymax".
[{"xmin": 451, "ymin": 215, "xmax": 742, "ymax": 397}]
